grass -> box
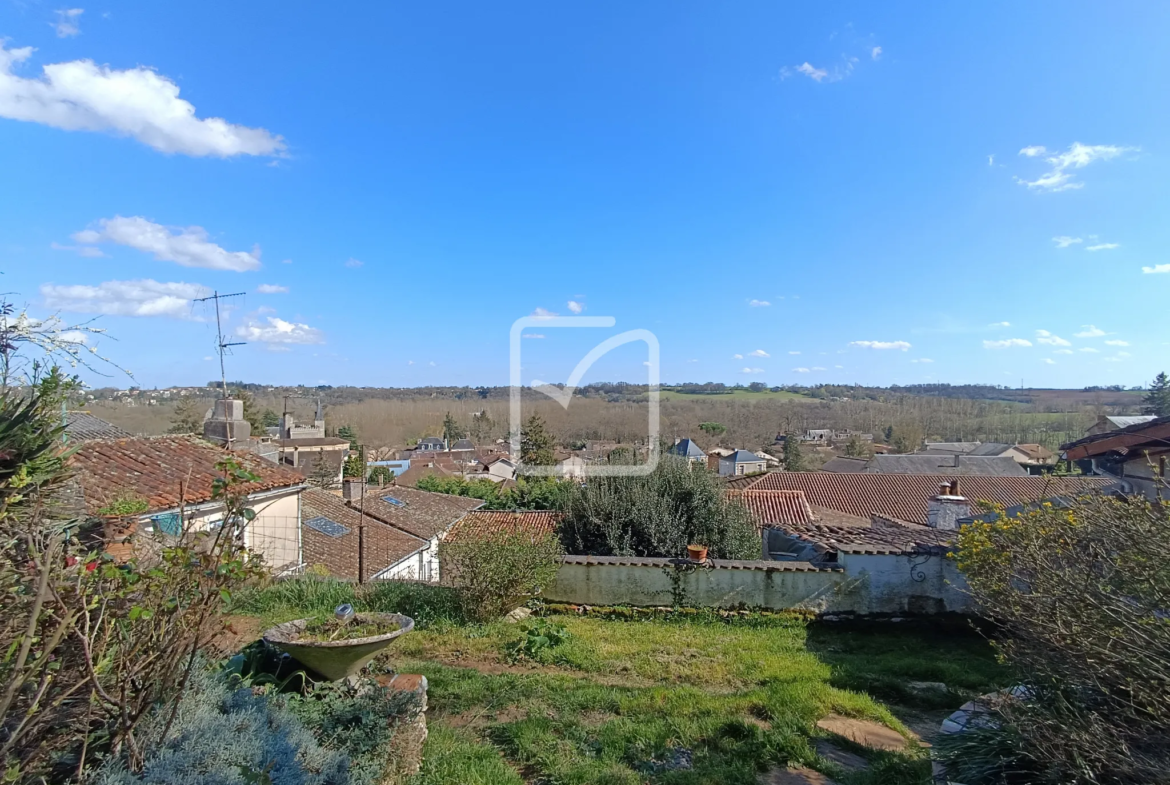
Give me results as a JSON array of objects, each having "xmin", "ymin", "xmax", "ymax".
[
  {"xmin": 658, "ymin": 388, "xmax": 811, "ymax": 402},
  {"xmin": 235, "ymin": 581, "xmax": 1008, "ymax": 785}
]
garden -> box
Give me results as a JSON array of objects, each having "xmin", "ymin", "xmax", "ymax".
[{"xmin": 232, "ymin": 577, "xmax": 1010, "ymax": 785}]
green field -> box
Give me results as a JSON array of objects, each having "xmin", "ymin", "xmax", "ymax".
[{"xmin": 658, "ymin": 388, "xmax": 811, "ymax": 402}]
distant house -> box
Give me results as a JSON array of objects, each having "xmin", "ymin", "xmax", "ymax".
[
  {"xmin": 556, "ymin": 455, "xmax": 588, "ymax": 479},
  {"xmin": 71, "ymin": 435, "xmax": 307, "ymax": 572},
  {"xmin": 667, "ymin": 438, "xmax": 707, "ymax": 464},
  {"xmin": 278, "ymin": 400, "xmax": 326, "ymax": 440},
  {"xmin": 1086, "ymin": 414, "xmax": 1157, "ymax": 436},
  {"xmin": 340, "ymin": 479, "xmax": 483, "ymax": 582},
  {"xmin": 820, "ymin": 456, "xmax": 870, "ymax": 473},
  {"xmin": 920, "ymin": 442, "xmax": 1056, "ymax": 470},
  {"xmin": 476, "ymin": 454, "xmax": 517, "ymax": 483},
  {"xmin": 450, "ymin": 438, "xmax": 475, "ymax": 454},
  {"xmin": 718, "ymin": 449, "xmax": 768, "ymax": 476},
  {"xmin": 415, "ymin": 437, "xmax": 446, "ymax": 452},
  {"xmin": 864, "ymin": 454, "xmax": 1028, "ymax": 476},
  {"xmin": 443, "ymin": 510, "xmax": 561, "ymax": 545},
  {"xmin": 273, "ymin": 437, "xmax": 350, "ymax": 485},
  {"xmin": 1062, "ymin": 416, "xmax": 1170, "ymax": 501}
]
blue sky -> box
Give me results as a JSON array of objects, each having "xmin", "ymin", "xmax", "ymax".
[{"xmin": 1, "ymin": 1, "xmax": 1167, "ymax": 390}]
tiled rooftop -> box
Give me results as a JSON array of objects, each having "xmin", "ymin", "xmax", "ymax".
[
  {"xmin": 728, "ymin": 489, "xmax": 815, "ymax": 528},
  {"xmin": 301, "ymin": 488, "xmax": 427, "ymax": 580},
  {"xmin": 732, "ymin": 472, "xmax": 1112, "ymax": 525},
  {"xmin": 72, "ymin": 435, "xmax": 306, "ymax": 515},
  {"xmin": 353, "ymin": 484, "xmax": 483, "ymax": 540},
  {"xmin": 776, "ymin": 517, "xmax": 954, "ymax": 557},
  {"xmin": 444, "ymin": 510, "xmax": 561, "ymax": 543},
  {"xmin": 64, "ymin": 411, "xmax": 132, "ymax": 441}
]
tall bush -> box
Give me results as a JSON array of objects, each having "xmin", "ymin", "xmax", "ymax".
[
  {"xmin": 439, "ymin": 531, "xmax": 562, "ymax": 621},
  {"xmin": 560, "ymin": 455, "xmax": 759, "ymax": 559},
  {"xmin": 954, "ymin": 493, "xmax": 1170, "ymax": 784}
]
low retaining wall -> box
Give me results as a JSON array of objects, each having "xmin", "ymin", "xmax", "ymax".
[{"xmin": 545, "ymin": 553, "xmax": 973, "ymax": 615}]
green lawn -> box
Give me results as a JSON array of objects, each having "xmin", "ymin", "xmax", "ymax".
[{"xmin": 234, "ymin": 582, "xmax": 1007, "ymax": 785}]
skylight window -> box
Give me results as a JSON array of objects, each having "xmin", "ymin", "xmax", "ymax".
[
  {"xmin": 304, "ymin": 516, "xmax": 350, "ymax": 538},
  {"xmin": 382, "ymin": 496, "xmax": 407, "ymax": 507}
]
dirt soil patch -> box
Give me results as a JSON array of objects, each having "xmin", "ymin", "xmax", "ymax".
[
  {"xmin": 760, "ymin": 765, "xmax": 839, "ymax": 784},
  {"xmin": 816, "ymin": 714, "xmax": 910, "ymax": 752}
]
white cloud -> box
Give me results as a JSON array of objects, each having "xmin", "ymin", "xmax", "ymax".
[
  {"xmin": 687, "ymin": 359, "xmax": 698, "ymax": 363},
  {"xmin": 256, "ymin": 284, "xmax": 288, "ymax": 294},
  {"xmin": 871, "ymin": 46, "xmax": 882, "ymax": 60},
  {"xmin": 732, "ymin": 353, "xmax": 743, "ymax": 360},
  {"xmin": 910, "ymin": 358, "xmax": 934, "ymax": 363},
  {"xmin": 1052, "ymin": 236, "xmax": 1082, "ymax": 248},
  {"xmin": 522, "ymin": 333, "xmax": 544, "ymax": 339},
  {"xmin": 1017, "ymin": 142, "xmax": 1136, "ymax": 192},
  {"xmin": 58, "ymin": 330, "xmax": 87, "ymax": 344},
  {"xmin": 566, "ymin": 300, "xmax": 584, "ymax": 314},
  {"xmin": 988, "ymin": 321, "xmax": 1011, "ymax": 328},
  {"xmin": 50, "ymin": 240, "xmax": 106, "ymax": 258},
  {"xmin": 795, "ymin": 62, "xmax": 828, "ymax": 81},
  {"xmin": 1086, "ymin": 243, "xmax": 1119, "ymax": 251},
  {"xmin": 834, "ymin": 364, "xmax": 844, "ymax": 369},
  {"xmin": 235, "ymin": 316, "xmax": 323, "ymax": 345},
  {"xmin": 344, "ymin": 258, "xmax": 363, "ymax": 268},
  {"xmin": 1103, "ymin": 355, "xmax": 1126, "ymax": 363},
  {"xmin": 850, "ymin": 340, "xmax": 911, "ymax": 351},
  {"xmin": 1036, "ymin": 330, "xmax": 1071, "ymax": 347},
  {"xmin": 1142, "ymin": 264, "xmax": 1170, "ymax": 274},
  {"xmin": 1104, "ymin": 339, "xmax": 1129, "ymax": 346},
  {"xmin": 1043, "ymin": 358, "xmax": 1056, "ymax": 365},
  {"xmin": 1075, "ymin": 325, "xmax": 1107, "ymax": 337},
  {"xmin": 1079, "ymin": 347, "xmax": 1099, "ymax": 353},
  {"xmin": 988, "ymin": 154, "xmax": 995, "ymax": 166},
  {"xmin": 40, "ymin": 279, "xmax": 210, "ymax": 318},
  {"xmin": 281, "ymin": 258, "xmax": 293, "ymax": 264},
  {"xmin": 530, "ymin": 307, "xmax": 557, "ymax": 319},
  {"xmin": 788, "ymin": 351, "xmax": 801, "ymax": 355},
  {"xmin": 429, "ymin": 361, "xmax": 436, "ymax": 367},
  {"xmin": 71, "ymin": 216, "xmax": 261, "ymax": 271},
  {"xmin": 747, "ymin": 299, "xmax": 771, "ymax": 307},
  {"xmin": 748, "ymin": 349, "xmax": 770, "ymax": 358},
  {"xmin": 983, "ymin": 338, "xmax": 1032, "ymax": 349},
  {"xmin": 811, "ymin": 366, "xmax": 826, "ymax": 371},
  {"xmin": 741, "ymin": 367, "xmax": 765, "ymax": 374},
  {"xmin": 0, "ymin": 42, "xmax": 285, "ymax": 157},
  {"xmin": 52, "ymin": 9, "xmax": 84, "ymax": 38},
  {"xmin": 792, "ymin": 367, "xmax": 810, "ymax": 373},
  {"xmin": 1054, "ymin": 349, "xmax": 1073, "ymax": 355}
]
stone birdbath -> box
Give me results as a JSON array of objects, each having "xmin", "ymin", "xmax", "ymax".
[{"xmin": 263, "ymin": 605, "xmax": 415, "ymax": 681}]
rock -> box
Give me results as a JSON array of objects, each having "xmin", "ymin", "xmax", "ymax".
[
  {"xmin": 814, "ymin": 740, "xmax": 868, "ymax": 771},
  {"xmin": 816, "ymin": 714, "xmax": 909, "ymax": 752},
  {"xmin": 760, "ymin": 765, "xmax": 839, "ymax": 784},
  {"xmin": 504, "ymin": 607, "xmax": 533, "ymax": 623},
  {"xmin": 907, "ymin": 681, "xmax": 950, "ymax": 695}
]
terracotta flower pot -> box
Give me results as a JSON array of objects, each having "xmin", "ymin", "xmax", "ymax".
[{"xmin": 686, "ymin": 544, "xmax": 708, "ymax": 562}]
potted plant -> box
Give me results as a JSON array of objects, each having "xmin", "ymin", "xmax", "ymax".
[
  {"xmin": 686, "ymin": 544, "xmax": 708, "ymax": 562},
  {"xmin": 97, "ymin": 492, "xmax": 150, "ymax": 544},
  {"xmin": 263, "ymin": 604, "xmax": 415, "ymax": 681}
]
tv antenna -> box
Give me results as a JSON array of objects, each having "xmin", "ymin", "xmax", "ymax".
[{"xmin": 193, "ymin": 290, "xmax": 246, "ymax": 399}]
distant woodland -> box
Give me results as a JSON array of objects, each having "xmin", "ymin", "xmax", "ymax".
[{"xmin": 83, "ymin": 382, "xmax": 1147, "ymax": 454}]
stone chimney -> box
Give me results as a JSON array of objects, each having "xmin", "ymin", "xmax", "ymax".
[
  {"xmin": 203, "ymin": 399, "xmax": 251, "ymax": 447},
  {"xmin": 342, "ymin": 477, "xmax": 367, "ymax": 502},
  {"xmin": 926, "ymin": 479, "xmax": 970, "ymax": 530}
]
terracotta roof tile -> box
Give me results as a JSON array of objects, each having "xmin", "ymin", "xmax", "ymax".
[
  {"xmin": 444, "ymin": 510, "xmax": 561, "ymax": 543},
  {"xmin": 728, "ymin": 490, "xmax": 814, "ymax": 529},
  {"xmin": 301, "ymin": 488, "xmax": 427, "ymax": 580},
  {"xmin": 776, "ymin": 518, "xmax": 955, "ymax": 556},
  {"xmin": 732, "ymin": 472, "xmax": 1111, "ymax": 525},
  {"xmin": 71, "ymin": 435, "xmax": 306, "ymax": 515},
  {"xmin": 352, "ymin": 485, "xmax": 483, "ymax": 540}
]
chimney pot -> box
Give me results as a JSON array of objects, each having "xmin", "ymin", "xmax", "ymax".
[{"xmin": 342, "ymin": 477, "xmax": 366, "ymax": 501}]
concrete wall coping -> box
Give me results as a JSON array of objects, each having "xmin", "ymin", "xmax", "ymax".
[{"xmin": 559, "ymin": 554, "xmax": 842, "ymax": 573}]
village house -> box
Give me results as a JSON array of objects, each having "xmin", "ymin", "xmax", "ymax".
[
  {"xmin": 919, "ymin": 441, "xmax": 1057, "ymax": 470},
  {"xmin": 300, "ymin": 487, "xmax": 432, "ymax": 582},
  {"xmin": 667, "ymin": 438, "xmax": 707, "ymax": 464},
  {"xmin": 1085, "ymin": 414, "xmax": 1158, "ymax": 436},
  {"xmin": 334, "ymin": 478, "xmax": 484, "ymax": 582},
  {"xmin": 71, "ymin": 435, "xmax": 307, "ymax": 573},
  {"xmin": 718, "ymin": 449, "xmax": 768, "ymax": 476},
  {"xmin": 1062, "ymin": 416, "xmax": 1170, "ymax": 501}
]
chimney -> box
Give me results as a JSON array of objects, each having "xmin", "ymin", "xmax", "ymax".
[
  {"xmin": 203, "ymin": 399, "xmax": 251, "ymax": 448},
  {"xmin": 342, "ymin": 477, "xmax": 367, "ymax": 502},
  {"xmin": 927, "ymin": 479, "xmax": 970, "ymax": 530}
]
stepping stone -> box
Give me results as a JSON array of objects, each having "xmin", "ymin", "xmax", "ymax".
[
  {"xmin": 816, "ymin": 714, "xmax": 908, "ymax": 752},
  {"xmin": 814, "ymin": 740, "xmax": 868, "ymax": 771},
  {"xmin": 760, "ymin": 766, "xmax": 839, "ymax": 784}
]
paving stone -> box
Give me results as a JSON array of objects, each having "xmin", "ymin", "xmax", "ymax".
[
  {"xmin": 760, "ymin": 765, "xmax": 839, "ymax": 784},
  {"xmin": 814, "ymin": 740, "xmax": 869, "ymax": 771},
  {"xmin": 816, "ymin": 714, "xmax": 909, "ymax": 752}
]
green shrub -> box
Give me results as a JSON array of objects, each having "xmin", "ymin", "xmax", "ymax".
[
  {"xmin": 96, "ymin": 491, "xmax": 149, "ymax": 516},
  {"xmin": 506, "ymin": 619, "xmax": 570, "ymax": 662},
  {"xmin": 439, "ymin": 531, "xmax": 563, "ymax": 621}
]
